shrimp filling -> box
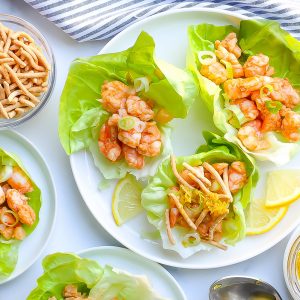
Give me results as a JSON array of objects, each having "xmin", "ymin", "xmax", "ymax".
[
  {"xmin": 199, "ymin": 32, "xmax": 300, "ymax": 150},
  {"xmin": 166, "ymin": 156, "xmax": 248, "ymax": 250},
  {"xmin": 98, "ymin": 80, "xmax": 162, "ymax": 169},
  {"xmin": 48, "ymin": 284, "xmax": 90, "ymax": 300},
  {"xmin": 0, "ymin": 166, "xmax": 36, "ymax": 241}
]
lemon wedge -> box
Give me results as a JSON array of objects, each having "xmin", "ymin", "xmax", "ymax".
[
  {"xmin": 112, "ymin": 174, "xmax": 143, "ymax": 226},
  {"xmin": 265, "ymin": 170, "xmax": 300, "ymax": 208},
  {"xmin": 246, "ymin": 197, "xmax": 288, "ymax": 235}
]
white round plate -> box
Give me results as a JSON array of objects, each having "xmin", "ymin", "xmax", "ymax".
[
  {"xmin": 70, "ymin": 8, "xmax": 300, "ymax": 268},
  {"xmin": 283, "ymin": 226, "xmax": 300, "ymax": 299},
  {"xmin": 0, "ymin": 130, "xmax": 56, "ymax": 283},
  {"xmin": 78, "ymin": 246, "xmax": 186, "ymax": 300}
]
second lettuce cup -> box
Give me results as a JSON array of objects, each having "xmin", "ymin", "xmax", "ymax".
[{"xmin": 141, "ymin": 132, "xmax": 258, "ymax": 258}]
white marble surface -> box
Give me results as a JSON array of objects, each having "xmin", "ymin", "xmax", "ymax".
[{"xmin": 0, "ymin": 1, "xmax": 294, "ymax": 299}]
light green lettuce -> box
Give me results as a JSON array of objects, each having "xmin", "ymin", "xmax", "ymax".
[
  {"xmin": 0, "ymin": 149, "xmax": 41, "ymax": 280},
  {"xmin": 59, "ymin": 31, "xmax": 197, "ymax": 179},
  {"xmin": 141, "ymin": 132, "xmax": 258, "ymax": 258},
  {"xmin": 89, "ymin": 265, "xmax": 166, "ymax": 300},
  {"xmin": 187, "ymin": 20, "xmax": 300, "ymax": 165},
  {"xmin": 28, "ymin": 253, "xmax": 166, "ymax": 300}
]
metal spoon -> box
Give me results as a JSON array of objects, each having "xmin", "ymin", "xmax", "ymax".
[{"xmin": 209, "ymin": 276, "xmax": 283, "ymax": 300}]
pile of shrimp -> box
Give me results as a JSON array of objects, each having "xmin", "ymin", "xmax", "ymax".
[
  {"xmin": 98, "ymin": 80, "xmax": 162, "ymax": 169},
  {"xmin": 48, "ymin": 285, "xmax": 90, "ymax": 300},
  {"xmin": 0, "ymin": 166, "xmax": 36, "ymax": 241},
  {"xmin": 200, "ymin": 32, "xmax": 300, "ymax": 151},
  {"xmin": 166, "ymin": 155, "xmax": 247, "ymax": 250}
]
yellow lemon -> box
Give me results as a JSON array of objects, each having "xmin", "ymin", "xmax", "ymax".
[
  {"xmin": 112, "ymin": 174, "xmax": 143, "ymax": 226},
  {"xmin": 246, "ymin": 197, "xmax": 288, "ymax": 235}
]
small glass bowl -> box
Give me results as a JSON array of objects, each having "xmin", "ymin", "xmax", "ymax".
[
  {"xmin": 0, "ymin": 14, "xmax": 56, "ymax": 128},
  {"xmin": 283, "ymin": 227, "xmax": 300, "ymax": 299}
]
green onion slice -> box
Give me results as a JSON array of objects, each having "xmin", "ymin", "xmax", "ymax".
[
  {"xmin": 265, "ymin": 100, "xmax": 283, "ymax": 114},
  {"xmin": 260, "ymin": 84, "xmax": 274, "ymax": 99},
  {"xmin": 118, "ymin": 116, "xmax": 136, "ymax": 131},
  {"xmin": 0, "ymin": 165, "xmax": 13, "ymax": 183},
  {"xmin": 182, "ymin": 232, "xmax": 201, "ymax": 248},
  {"xmin": 0, "ymin": 209, "xmax": 19, "ymax": 227},
  {"xmin": 198, "ymin": 51, "xmax": 216, "ymax": 66},
  {"xmin": 220, "ymin": 60, "xmax": 233, "ymax": 79},
  {"xmin": 134, "ymin": 77, "xmax": 150, "ymax": 92}
]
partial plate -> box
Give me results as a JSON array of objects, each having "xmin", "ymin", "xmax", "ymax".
[
  {"xmin": 78, "ymin": 246, "xmax": 186, "ymax": 300},
  {"xmin": 0, "ymin": 130, "xmax": 56, "ymax": 283},
  {"xmin": 70, "ymin": 8, "xmax": 300, "ymax": 268}
]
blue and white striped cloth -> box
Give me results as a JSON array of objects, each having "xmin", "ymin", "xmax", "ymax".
[{"xmin": 24, "ymin": 0, "xmax": 300, "ymax": 42}]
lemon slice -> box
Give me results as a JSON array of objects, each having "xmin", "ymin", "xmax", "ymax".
[
  {"xmin": 246, "ymin": 197, "xmax": 288, "ymax": 235},
  {"xmin": 265, "ymin": 170, "xmax": 300, "ymax": 208},
  {"xmin": 112, "ymin": 174, "xmax": 143, "ymax": 226}
]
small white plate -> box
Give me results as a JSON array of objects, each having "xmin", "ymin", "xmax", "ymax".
[
  {"xmin": 78, "ymin": 246, "xmax": 186, "ymax": 300},
  {"xmin": 0, "ymin": 130, "xmax": 56, "ymax": 284},
  {"xmin": 70, "ymin": 8, "xmax": 300, "ymax": 268}
]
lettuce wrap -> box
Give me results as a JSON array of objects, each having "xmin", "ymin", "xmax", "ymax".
[
  {"xmin": 59, "ymin": 31, "xmax": 197, "ymax": 180},
  {"xmin": 187, "ymin": 20, "xmax": 300, "ymax": 165},
  {"xmin": 0, "ymin": 149, "xmax": 41, "ymax": 280},
  {"xmin": 28, "ymin": 253, "xmax": 167, "ymax": 300},
  {"xmin": 141, "ymin": 132, "xmax": 258, "ymax": 258}
]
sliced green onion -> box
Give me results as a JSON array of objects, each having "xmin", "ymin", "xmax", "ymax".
[
  {"xmin": 265, "ymin": 100, "xmax": 283, "ymax": 114},
  {"xmin": 0, "ymin": 165, "xmax": 13, "ymax": 183},
  {"xmin": 220, "ymin": 60, "xmax": 233, "ymax": 79},
  {"xmin": 0, "ymin": 209, "xmax": 19, "ymax": 227},
  {"xmin": 126, "ymin": 72, "xmax": 134, "ymax": 84},
  {"xmin": 260, "ymin": 84, "xmax": 274, "ymax": 99},
  {"xmin": 134, "ymin": 77, "xmax": 150, "ymax": 92},
  {"xmin": 182, "ymin": 233, "xmax": 201, "ymax": 248},
  {"xmin": 118, "ymin": 116, "xmax": 136, "ymax": 131},
  {"xmin": 198, "ymin": 51, "xmax": 216, "ymax": 66}
]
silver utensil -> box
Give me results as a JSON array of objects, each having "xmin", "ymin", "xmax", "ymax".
[{"xmin": 209, "ymin": 276, "xmax": 283, "ymax": 300}]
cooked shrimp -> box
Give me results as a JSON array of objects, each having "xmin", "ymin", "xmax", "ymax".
[
  {"xmin": 0, "ymin": 224, "xmax": 13, "ymax": 240},
  {"xmin": 180, "ymin": 170, "xmax": 198, "ymax": 188},
  {"xmin": 98, "ymin": 122, "xmax": 122, "ymax": 162},
  {"xmin": 169, "ymin": 207, "xmax": 179, "ymax": 228},
  {"xmin": 0, "ymin": 207, "xmax": 17, "ymax": 226},
  {"xmin": 0, "ymin": 186, "xmax": 5, "ymax": 205},
  {"xmin": 122, "ymin": 144, "xmax": 145, "ymax": 169},
  {"xmin": 63, "ymin": 285, "xmax": 86, "ymax": 299},
  {"xmin": 197, "ymin": 214, "xmax": 222, "ymax": 241},
  {"xmin": 137, "ymin": 122, "xmax": 161, "ymax": 157},
  {"xmin": 237, "ymin": 120, "xmax": 270, "ymax": 151},
  {"xmin": 244, "ymin": 54, "xmax": 274, "ymax": 77},
  {"xmin": 13, "ymin": 226, "xmax": 26, "ymax": 240},
  {"xmin": 126, "ymin": 95, "xmax": 154, "ymax": 121},
  {"xmin": 118, "ymin": 117, "xmax": 146, "ymax": 148},
  {"xmin": 200, "ymin": 62, "xmax": 227, "ymax": 85},
  {"xmin": 228, "ymin": 161, "xmax": 247, "ymax": 194},
  {"xmin": 224, "ymin": 77, "xmax": 266, "ymax": 100},
  {"xmin": 214, "ymin": 43, "xmax": 244, "ymax": 78},
  {"xmin": 281, "ymin": 109, "xmax": 300, "ymax": 142},
  {"xmin": 261, "ymin": 110, "xmax": 282, "ymax": 132},
  {"xmin": 6, "ymin": 189, "xmax": 36, "ymax": 226},
  {"xmin": 107, "ymin": 113, "xmax": 120, "ymax": 126},
  {"xmin": 100, "ymin": 81, "xmax": 133, "ymax": 113},
  {"xmin": 231, "ymin": 98, "xmax": 260, "ymax": 120},
  {"xmin": 212, "ymin": 163, "xmax": 228, "ymax": 175},
  {"xmin": 1, "ymin": 183, "xmax": 11, "ymax": 194},
  {"xmin": 270, "ymin": 78, "xmax": 300, "ymax": 108},
  {"xmin": 7, "ymin": 167, "xmax": 33, "ymax": 194},
  {"xmin": 215, "ymin": 32, "xmax": 241, "ymax": 58}
]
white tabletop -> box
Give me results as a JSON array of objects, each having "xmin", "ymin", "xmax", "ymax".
[{"xmin": 0, "ymin": 1, "xmax": 294, "ymax": 299}]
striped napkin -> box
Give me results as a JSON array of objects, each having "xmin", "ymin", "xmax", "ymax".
[{"xmin": 24, "ymin": 0, "xmax": 300, "ymax": 42}]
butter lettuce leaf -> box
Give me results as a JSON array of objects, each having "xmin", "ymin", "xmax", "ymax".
[
  {"xmin": 0, "ymin": 148, "xmax": 41, "ymax": 280},
  {"xmin": 28, "ymin": 253, "xmax": 166, "ymax": 300},
  {"xmin": 59, "ymin": 31, "xmax": 197, "ymax": 179},
  {"xmin": 141, "ymin": 132, "xmax": 257, "ymax": 258},
  {"xmin": 187, "ymin": 20, "xmax": 300, "ymax": 165}
]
